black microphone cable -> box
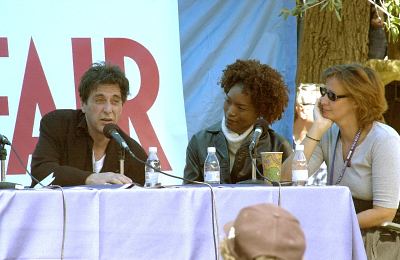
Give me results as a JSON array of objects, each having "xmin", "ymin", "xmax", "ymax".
[
  {"xmin": 9, "ymin": 143, "xmax": 67, "ymax": 260},
  {"xmin": 43, "ymin": 184, "xmax": 66, "ymax": 260},
  {"xmin": 9, "ymin": 144, "xmax": 45, "ymax": 188},
  {"xmin": 126, "ymin": 149, "xmax": 220, "ymax": 260},
  {"xmin": 104, "ymin": 123, "xmax": 220, "ymax": 259}
]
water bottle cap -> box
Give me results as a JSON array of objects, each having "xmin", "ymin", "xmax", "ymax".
[
  {"xmin": 295, "ymin": 144, "xmax": 304, "ymax": 151},
  {"xmin": 149, "ymin": 147, "xmax": 157, "ymax": 153},
  {"xmin": 207, "ymin": 147, "xmax": 216, "ymax": 153}
]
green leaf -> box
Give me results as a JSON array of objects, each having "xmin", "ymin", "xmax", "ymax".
[
  {"xmin": 390, "ymin": 26, "xmax": 399, "ymax": 42},
  {"xmin": 278, "ymin": 0, "xmax": 400, "ymax": 44},
  {"xmin": 321, "ymin": 0, "xmax": 330, "ymax": 11},
  {"xmin": 335, "ymin": 9, "xmax": 342, "ymax": 21},
  {"xmin": 279, "ymin": 8, "xmax": 291, "ymax": 19},
  {"xmin": 306, "ymin": 0, "xmax": 319, "ymax": 5},
  {"xmin": 292, "ymin": 8, "xmax": 303, "ymax": 17},
  {"xmin": 329, "ymin": 0, "xmax": 336, "ymax": 12},
  {"xmin": 334, "ymin": 0, "xmax": 342, "ymax": 8}
]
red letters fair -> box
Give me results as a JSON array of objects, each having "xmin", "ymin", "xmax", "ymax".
[{"xmin": 0, "ymin": 37, "xmax": 172, "ymax": 175}]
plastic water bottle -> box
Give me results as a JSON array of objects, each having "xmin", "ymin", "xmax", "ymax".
[
  {"xmin": 144, "ymin": 147, "xmax": 161, "ymax": 187},
  {"xmin": 203, "ymin": 147, "xmax": 220, "ymax": 184},
  {"xmin": 292, "ymin": 144, "xmax": 308, "ymax": 186}
]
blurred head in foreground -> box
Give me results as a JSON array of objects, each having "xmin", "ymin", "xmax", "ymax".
[{"xmin": 221, "ymin": 203, "xmax": 306, "ymax": 260}]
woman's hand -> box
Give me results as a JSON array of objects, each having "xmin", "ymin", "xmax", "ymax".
[{"xmin": 313, "ymin": 98, "xmax": 333, "ymax": 133}]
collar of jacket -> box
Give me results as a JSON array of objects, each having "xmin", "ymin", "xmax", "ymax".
[
  {"xmin": 205, "ymin": 120, "xmax": 271, "ymax": 138},
  {"xmin": 76, "ymin": 110, "xmax": 90, "ymax": 137},
  {"xmin": 205, "ymin": 121, "xmax": 223, "ymax": 134}
]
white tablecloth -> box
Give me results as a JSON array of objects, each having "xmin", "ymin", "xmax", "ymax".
[{"xmin": 0, "ymin": 185, "xmax": 366, "ymax": 259}]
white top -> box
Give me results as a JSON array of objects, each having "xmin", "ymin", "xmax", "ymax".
[
  {"xmin": 221, "ymin": 116, "xmax": 253, "ymax": 172},
  {"xmin": 92, "ymin": 151, "xmax": 106, "ymax": 174},
  {"xmin": 308, "ymin": 122, "xmax": 400, "ymax": 208}
]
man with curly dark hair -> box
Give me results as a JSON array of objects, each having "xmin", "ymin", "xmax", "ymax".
[
  {"xmin": 184, "ymin": 59, "xmax": 292, "ymax": 183},
  {"xmin": 31, "ymin": 62, "xmax": 147, "ymax": 187}
]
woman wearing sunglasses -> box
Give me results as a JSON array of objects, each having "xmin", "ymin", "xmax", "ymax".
[{"xmin": 282, "ymin": 63, "xmax": 400, "ymax": 229}]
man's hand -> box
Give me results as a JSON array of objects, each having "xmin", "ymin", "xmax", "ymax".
[{"xmin": 85, "ymin": 172, "xmax": 133, "ymax": 185}]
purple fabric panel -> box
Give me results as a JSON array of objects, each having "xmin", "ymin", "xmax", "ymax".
[
  {"xmin": 0, "ymin": 189, "xmax": 99, "ymax": 259},
  {"xmin": 97, "ymin": 186, "xmax": 221, "ymax": 259},
  {"xmin": 0, "ymin": 186, "xmax": 366, "ymax": 259},
  {"xmin": 213, "ymin": 185, "xmax": 274, "ymax": 236},
  {"xmin": 348, "ymin": 193, "xmax": 367, "ymax": 260},
  {"xmin": 97, "ymin": 186, "xmax": 273, "ymax": 259},
  {"xmin": 279, "ymin": 186, "xmax": 366, "ymax": 260}
]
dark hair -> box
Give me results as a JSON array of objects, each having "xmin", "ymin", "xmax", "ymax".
[
  {"xmin": 219, "ymin": 59, "xmax": 289, "ymax": 124},
  {"xmin": 79, "ymin": 62, "xmax": 130, "ymax": 104},
  {"xmin": 322, "ymin": 63, "xmax": 387, "ymax": 128}
]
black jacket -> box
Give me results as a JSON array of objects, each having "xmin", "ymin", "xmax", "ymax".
[
  {"xmin": 184, "ymin": 121, "xmax": 292, "ymax": 183},
  {"xmin": 31, "ymin": 109, "xmax": 147, "ymax": 186}
]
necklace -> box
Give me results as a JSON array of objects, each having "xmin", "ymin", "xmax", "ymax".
[{"xmin": 328, "ymin": 129, "xmax": 362, "ymax": 185}]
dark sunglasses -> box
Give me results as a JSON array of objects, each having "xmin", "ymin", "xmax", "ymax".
[{"xmin": 320, "ymin": 87, "xmax": 348, "ymax": 101}]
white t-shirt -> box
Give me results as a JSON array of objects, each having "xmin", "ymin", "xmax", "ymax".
[
  {"xmin": 92, "ymin": 151, "xmax": 106, "ymax": 174},
  {"xmin": 309, "ymin": 122, "xmax": 400, "ymax": 208}
]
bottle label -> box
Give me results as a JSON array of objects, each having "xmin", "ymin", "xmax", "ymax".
[
  {"xmin": 204, "ymin": 171, "xmax": 220, "ymax": 183},
  {"xmin": 292, "ymin": 170, "xmax": 308, "ymax": 182},
  {"xmin": 145, "ymin": 171, "xmax": 159, "ymax": 187}
]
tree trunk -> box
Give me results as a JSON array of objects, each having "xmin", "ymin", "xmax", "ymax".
[
  {"xmin": 297, "ymin": 0, "xmax": 370, "ymax": 84},
  {"xmin": 388, "ymin": 40, "xmax": 400, "ymax": 59}
]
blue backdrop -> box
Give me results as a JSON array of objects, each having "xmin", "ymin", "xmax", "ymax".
[{"xmin": 179, "ymin": 0, "xmax": 297, "ymax": 143}]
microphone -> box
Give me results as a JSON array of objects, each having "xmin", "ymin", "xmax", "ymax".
[
  {"xmin": 0, "ymin": 134, "xmax": 11, "ymax": 145},
  {"xmin": 0, "ymin": 181, "xmax": 24, "ymax": 189},
  {"xmin": 249, "ymin": 118, "xmax": 267, "ymax": 151},
  {"xmin": 103, "ymin": 124, "xmax": 130, "ymax": 151}
]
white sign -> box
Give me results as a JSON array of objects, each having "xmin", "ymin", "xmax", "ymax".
[{"xmin": 0, "ymin": 0, "xmax": 187, "ymax": 185}]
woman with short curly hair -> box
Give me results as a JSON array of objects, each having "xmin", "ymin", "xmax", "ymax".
[
  {"xmin": 220, "ymin": 59, "xmax": 289, "ymax": 124},
  {"xmin": 184, "ymin": 59, "xmax": 292, "ymax": 184}
]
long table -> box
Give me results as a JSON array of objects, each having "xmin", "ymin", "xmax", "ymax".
[{"xmin": 0, "ymin": 185, "xmax": 366, "ymax": 259}]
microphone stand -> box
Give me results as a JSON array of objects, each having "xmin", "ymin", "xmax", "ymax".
[
  {"xmin": 251, "ymin": 148, "xmax": 257, "ymax": 182},
  {"xmin": 0, "ymin": 143, "xmax": 6, "ymax": 182},
  {"xmin": 120, "ymin": 148, "xmax": 125, "ymax": 175},
  {"xmin": 238, "ymin": 147, "xmax": 264, "ymax": 184}
]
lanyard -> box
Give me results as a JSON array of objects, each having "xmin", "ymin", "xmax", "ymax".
[{"xmin": 328, "ymin": 129, "xmax": 362, "ymax": 185}]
